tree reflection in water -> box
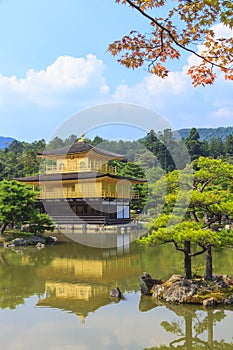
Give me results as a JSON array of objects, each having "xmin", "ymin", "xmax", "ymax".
[{"xmin": 141, "ymin": 299, "xmax": 233, "ymax": 349}]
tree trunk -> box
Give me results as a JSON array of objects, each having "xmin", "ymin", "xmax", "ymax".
[
  {"xmin": 207, "ymin": 310, "xmax": 214, "ymax": 349},
  {"xmin": 0, "ymin": 222, "xmax": 8, "ymax": 234},
  {"xmin": 204, "ymin": 244, "xmax": 213, "ymax": 281},
  {"xmin": 185, "ymin": 313, "xmax": 193, "ymax": 350},
  {"xmin": 184, "ymin": 240, "xmax": 192, "ymax": 279}
]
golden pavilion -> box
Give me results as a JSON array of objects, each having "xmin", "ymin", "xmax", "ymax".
[{"xmin": 16, "ymin": 136, "xmax": 146, "ymax": 225}]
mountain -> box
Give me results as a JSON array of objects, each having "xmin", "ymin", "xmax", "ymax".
[
  {"xmin": 0, "ymin": 136, "xmax": 15, "ymax": 149},
  {"xmin": 177, "ymin": 127, "xmax": 233, "ymax": 142}
]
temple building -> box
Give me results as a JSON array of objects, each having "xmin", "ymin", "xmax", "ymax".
[{"xmin": 16, "ymin": 136, "xmax": 146, "ymax": 225}]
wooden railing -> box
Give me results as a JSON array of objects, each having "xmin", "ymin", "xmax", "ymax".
[
  {"xmin": 50, "ymin": 216, "xmax": 131, "ymax": 224},
  {"xmin": 45, "ymin": 164, "xmax": 117, "ymax": 175},
  {"xmin": 37, "ymin": 190, "xmax": 140, "ymax": 199}
]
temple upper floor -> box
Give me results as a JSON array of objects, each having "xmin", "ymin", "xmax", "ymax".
[
  {"xmin": 38, "ymin": 139, "xmax": 127, "ymax": 175},
  {"xmin": 44, "ymin": 156, "xmax": 117, "ymax": 175}
]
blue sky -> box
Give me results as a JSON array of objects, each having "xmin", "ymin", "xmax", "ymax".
[{"xmin": 0, "ymin": 0, "xmax": 232, "ymax": 142}]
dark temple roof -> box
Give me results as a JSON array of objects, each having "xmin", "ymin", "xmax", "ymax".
[
  {"xmin": 15, "ymin": 172, "xmax": 146, "ymax": 184},
  {"xmin": 38, "ymin": 141, "xmax": 127, "ymax": 160}
]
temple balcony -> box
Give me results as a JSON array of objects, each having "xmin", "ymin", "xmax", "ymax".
[
  {"xmin": 45, "ymin": 164, "xmax": 117, "ymax": 175},
  {"xmin": 36, "ymin": 189, "xmax": 139, "ymax": 200}
]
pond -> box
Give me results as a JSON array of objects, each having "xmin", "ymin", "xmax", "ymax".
[{"xmin": 0, "ymin": 232, "xmax": 232, "ymax": 350}]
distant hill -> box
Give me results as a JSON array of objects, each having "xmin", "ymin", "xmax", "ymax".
[
  {"xmin": 177, "ymin": 127, "xmax": 233, "ymax": 142},
  {"xmin": 0, "ymin": 136, "xmax": 15, "ymax": 149}
]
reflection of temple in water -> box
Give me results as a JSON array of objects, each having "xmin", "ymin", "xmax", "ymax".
[
  {"xmin": 38, "ymin": 281, "xmax": 111, "ymax": 321},
  {"xmin": 36, "ymin": 241, "xmax": 142, "ymax": 320},
  {"xmin": 63, "ymin": 228, "xmax": 144, "ymax": 249}
]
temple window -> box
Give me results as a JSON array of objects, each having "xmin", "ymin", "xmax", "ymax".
[
  {"xmin": 59, "ymin": 162, "xmax": 64, "ymax": 170},
  {"xmin": 80, "ymin": 161, "xmax": 86, "ymax": 169}
]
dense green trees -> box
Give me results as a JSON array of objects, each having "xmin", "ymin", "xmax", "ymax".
[
  {"xmin": 0, "ymin": 128, "xmax": 232, "ymax": 180},
  {"xmin": 178, "ymin": 127, "xmax": 233, "ymax": 142},
  {"xmin": 139, "ymin": 157, "xmax": 233, "ymax": 279},
  {"xmin": 0, "ymin": 129, "xmax": 232, "ymax": 248},
  {"xmin": 185, "ymin": 128, "xmax": 208, "ymax": 161},
  {"xmin": 0, "ymin": 139, "xmax": 45, "ymax": 180},
  {"xmin": 0, "ymin": 180, "xmax": 54, "ymax": 234}
]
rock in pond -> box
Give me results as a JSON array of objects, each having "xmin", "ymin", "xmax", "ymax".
[
  {"xmin": 203, "ymin": 297, "xmax": 218, "ymax": 307},
  {"xmin": 163, "ymin": 279, "xmax": 199, "ymax": 303},
  {"xmin": 110, "ymin": 287, "xmax": 121, "ymax": 299},
  {"xmin": 45, "ymin": 236, "xmax": 57, "ymax": 244},
  {"xmin": 139, "ymin": 272, "xmax": 163, "ymax": 295},
  {"xmin": 27, "ymin": 235, "xmax": 46, "ymax": 245},
  {"xmin": 11, "ymin": 237, "xmax": 28, "ymax": 247},
  {"xmin": 222, "ymin": 295, "xmax": 233, "ymax": 305},
  {"xmin": 36, "ymin": 242, "xmax": 45, "ymax": 249}
]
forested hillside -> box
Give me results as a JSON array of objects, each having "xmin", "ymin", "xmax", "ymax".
[
  {"xmin": 178, "ymin": 126, "xmax": 233, "ymax": 141},
  {"xmin": 0, "ymin": 127, "xmax": 232, "ymax": 182}
]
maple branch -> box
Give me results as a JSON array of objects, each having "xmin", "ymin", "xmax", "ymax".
[
  {"xmin": 124, "ymin": 0, "xmax": 231, "ymax": 71},
  {"xmin": 148, "ymin": 29, "xmax": 165, "ymax": 69}
]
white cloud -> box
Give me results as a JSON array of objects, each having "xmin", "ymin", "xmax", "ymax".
[
  {"xmin": 0, "ymin": 48, "xmax": 232, "ymax": 142},
  {"xmin": 111, "ymin": 62, "xmax": 233, "ymax": 130},
  {"xmin": 210, "ymin": 106, "xmax": 233, "ymax": 122},
  {"xmin": 0, "ymin": 54, "xmax": 109, "ymax": 106},
  {"xmin": 145, "ymin": 71, "xmax": 187, "ymax": 95},
  {"xmin": 212, "ymin": 23, "xmax": 233, "ymax": 38},
  {"xmin": 113, "ymin": 71, "xmax": 188, "ymax": 110}
]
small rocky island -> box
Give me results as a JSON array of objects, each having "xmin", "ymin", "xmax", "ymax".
[
  {"xmin": 139, "ymin": 272, "xmax": 233, "ymax": 307},
  {"xmin": 0, "ymin": 234, "xmax": 57, "ymax": 248}
]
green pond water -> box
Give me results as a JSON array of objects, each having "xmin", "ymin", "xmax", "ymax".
[{"xmin": 0, "ymin": 231, "xmax": 233, "ymax": 350}]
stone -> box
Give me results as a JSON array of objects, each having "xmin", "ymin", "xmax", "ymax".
[
  {"xmin": 223, "ymin": 275, "xmax": 233, "ymax": 286},
  {"xmin": 141, "ymin": 272, "xmax": 152, "ymax": 279},
  {"xmin": 152, "ymin": 284, "xmax": 165, "ymax": 298},
  {"xmin": 36, "ymin": 242, "xmax": 45, "ymax": 249},
  {"xmin": 203, "ymin": 297, "xmax": 218, "ymax": 307},
  {"xmin": 5, "ymin": 243, "xmax": 15, "ymax": 248},
  {"xmin": 110, "ymin": 287, "xmax": 121, "ymax": 299},
  {"xmin": 212, "ymin": 275, "xmax": 229, "ymax": 289},
  {"xmin": 139, "ymin": 272, "xmax": 163, "ymax": 295},
  {"xmin": 222, "ymin": 295, "xmax": 233, "ymax": 305},
  {"xmin": 150, "ymin": 274, "xmax": 233, "ymax": 306},
  {"xmin": 45, "ymin": 236, "xmax": 57, "ymax": 244},
  {"xmin": 11, "ymin": 237, "xmax": 28, "ymax": 246},
  {"xmin": 163, "ymin": 279, "xmax": 198, "ymax": 303},
  {"xmin": 21, "ymin": 224, "xmax": 30, "ymax": 232},
  {"xmin": 27, "ymin": 235, "xmax": 46, "ymax": 245},
  {"xmin": 166, "ymin": 275, "xmax": 183, "ymax": 284}
]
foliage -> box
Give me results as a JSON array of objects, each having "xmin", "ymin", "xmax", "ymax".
[
  {"xmin": 0, "ymin": 180, "xmax": 54, "ymax": 234},
  {"xmin": 139, "ymin": 157, "xmax": 233, "ymax": 279},
  {"xmin": 109, "ymin": 0, "xmax": 233, "ymax": 86},
  {"xmin": 0, "ymin": 128, "xmax": 232, "ymax": 181},
  {"xmin": 46, "ymin": 134, "xmax": 80, "ymax": 150},
  {"xmin": 28, "ymin": 213, "xmax": 54, "ymax": 234},
  {"xmin": 0, "ymin": 139, "xmax": 46, "ymax": 180},
  {"xmin": 178, "ymin": 126, "xmax": 233, "ymax": 142},
  {"xmin": 185, "ymin": 128, "xmax": 208, "ymax": 161}
]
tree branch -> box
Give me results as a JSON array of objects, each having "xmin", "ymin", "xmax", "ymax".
[
  {"xmin": 124, "ymin": 0, "xmax": 231, "ymax": 71},
  {"xmin": 191, "ymin": 245, "xmax": 207, "ymax": 257},
  {"xmin": 199, "ymin": 177, "xmax": 214, "ymax": 192},
  {"xmin": 191, "ymin": 209, "xmax": 199, "ymax": 222},
  {"xmin": 172, "ymin": 239, "xmax": 185, "ymax": 253}
]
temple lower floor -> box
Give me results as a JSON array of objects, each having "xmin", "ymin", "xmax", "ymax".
[{"xmin": 36, "ymin": 198, "xmax": 131, "ymax": 225}]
